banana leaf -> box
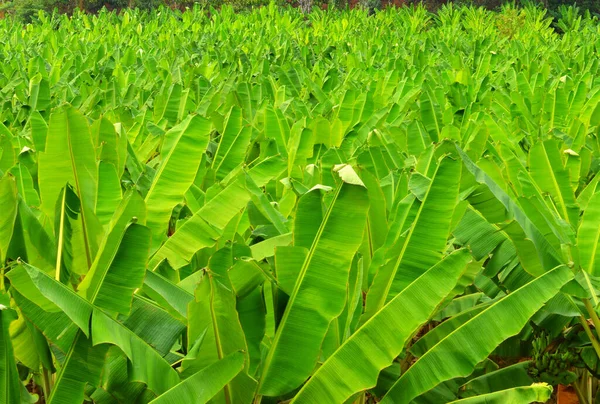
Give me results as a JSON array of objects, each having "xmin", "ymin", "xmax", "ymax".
[{"xmin": 382, "ymin": 265, "xmax": 573, "ymax": 403}]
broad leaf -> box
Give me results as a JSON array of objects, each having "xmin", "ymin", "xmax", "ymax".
[
  {"xmin": 292, "ymin": 249, "xmax": 471, "ymax": 403},
  {"xmin": 382, "ymin": 265, "xmax": 573, "ymax": 403},
  {"xmin": 259, "ymin": 165, "xmax": 370, "ymax": 396}
]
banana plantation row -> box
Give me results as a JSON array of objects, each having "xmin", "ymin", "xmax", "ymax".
[{"xmin": 0, "ymin": 4, "xmax": 599, "ymax": 404}]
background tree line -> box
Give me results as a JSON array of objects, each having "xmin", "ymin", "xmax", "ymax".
[{"xmin": 1, "ymin": 0, "xmax": 599, "ymax": 37}]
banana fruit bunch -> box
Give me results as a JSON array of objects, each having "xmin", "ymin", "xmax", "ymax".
[{"xmin": 528, "ymin": 332, "xmax": 581, "ymax": 385}]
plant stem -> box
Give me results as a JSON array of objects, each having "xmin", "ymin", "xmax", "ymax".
[
  {"xmin": 400, "ymin": 352, "xmax": 414, "ymax": 373},
  {"xmin": 579, "ymin": 315, "xmax": 600, "ymax": 359},
  {"xmin": 42, "ymin": 367, "xmax": 52, "ymax": 399},
  {"xmin": 587, "ymin": 370, "xmax": 593, "ymax": 404},
  {"xmin": 573, "ymin": 380, "xmax": 589, "ymax": 404},
  {"xmin": 584, "ymin": 299, "xmax": 600, "ymax": 332}
]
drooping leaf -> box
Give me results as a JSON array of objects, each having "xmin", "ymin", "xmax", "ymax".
[
  {"xmin": 148, "ymin": 175, "xmax": 249, "ymax": 269},
  {"xmin": 382, "ymin": 265, "xmax": 573, "ymax": 403},
  {"xmin": 457, "ymin": 146, "xmax": 562, "ymax": 271},
  {"xmin": 8, "ymin": 263, "xmax": 180, "ymax": 396},
  {"xmin": 186, "ymin": 248, "xmax": 254, "ymax": 403}
]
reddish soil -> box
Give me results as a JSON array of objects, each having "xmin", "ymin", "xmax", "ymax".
[{"xmin": 557, "ymin": 385, "xmax": 579, "ymax": 404}]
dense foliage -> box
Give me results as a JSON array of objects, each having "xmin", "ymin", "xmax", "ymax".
[
  {"xmin": 2, "ymin": 0, "xmax": 600, "ymax": 23},
  {"xmin": 1, "ymin": 4, "xmax": 600, "ymax": 403}
]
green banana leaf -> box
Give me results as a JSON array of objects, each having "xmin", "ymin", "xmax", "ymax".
[
  {"xmin": 365, "ymin": 155, "xmax": 460, "ymax": 319},
  {"xmin": 0, "ymin": 293, "xmax": 21, "ymax": 404},
  {"xmin": 457, "ymin": 145, "xmax": 562, "ymax": 271},
  {"xmin": 142, "ymin": 270, "xmax": 194, "ymax": 321},
  {"xmin": 149, "ymin": 352, "xmax": 245, "ymax": 404},
  {"xmin": 448, "ymin": 383, "xmax": 552, "ymax": 404},
  {"xmin": 258, "ymin": 164, "xmax": 370, "ymax": 396},
  {"xmin": 54, "ymin": 185, "xmax": 88, "ymax": 282},
  {"xmin": 123, "ymin": 296, "xmax": 186, "ymax": 357},
  {"xmin": 38, "ymin": 106, "xmax": 100, "ymax": 267},
  {"xmin": 237, "ymin": 288, "xmax": 267, "ymax": 375},
  {"xmin": 528, "ymin": 140, "xmax": 578, "ymax": 227},
  {"xmin": 410, "ymin": 302, "xmax": 492, "ymax": 358},
  {"xmin": 78, "ymin": 223, "xmax": 151, "ymax": 316},
  {"xmin": 95, "ymin": 161, "xmax": 122, "ymax": 227},
  {"xmin": 9, "ymin": 163, "xmax": 39, "ymax": 208},
  {"xmin": 211, "ymin": 106, "xmax": 252, "ymax": 181},
  {"xmin": 9, "ymin": 315, "xmax": 40, "ymax": 371},
  {"xmin": 47, "ymin": 333, "xmax": 108, "ymax": 404},
  {"xmin": 93, "ymin": 117, "xmax": 127, "ymax": 178},
  {"xmin": 578, "ymin": 191, "xmax": 600, "ymax": 276},
  {"xmin": 381, "ymin": 265, "xmax": 573, "ymax": 403},
  {"xmin": 0, "ymin": 175, "xmax": 17, "ymax": 263},
  {"xmin": 186, "ymin": 247, "xmax": 254, "ymax": 403},
  {"xmin": 292, "ymin": 249, "xmax": 471, "ymax": 404},
  {"xmin": 14, "ymin": 198, "xmax": 56, "ymax": 272},
  {"xmin": 459, "ymin": 361, "xmax": 534, "ymax": 398},
  {"xmin": 8, "ymin": 261, "xmax": 179, "ymax": 398},
  {"xmin": 144, "ymin": 115, "xmax": 211, "ymax": 249},
  {"xmin": 148, "ymin": 174, "xmax": 249, "ymax": 269}
]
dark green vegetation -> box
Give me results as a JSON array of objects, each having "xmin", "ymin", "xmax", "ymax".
[
  {"xmin": 2, "ymin": 0, "xmax": 600, "ymax": 23},
  {"xmin": 1, "ymin": 4, "xmax": 600, "ymax": 403}
]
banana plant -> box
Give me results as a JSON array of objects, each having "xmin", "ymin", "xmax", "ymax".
[{"xmin": 0, "ymin": 4, "xmax": 599, "ymax": 404}]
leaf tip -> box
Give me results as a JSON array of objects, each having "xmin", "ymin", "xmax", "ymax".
[{"xmin": 334, "ymin": 164, "xmax": 365, "ymax": 187}]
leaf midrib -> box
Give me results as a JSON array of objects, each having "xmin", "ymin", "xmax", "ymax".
[
  {"xmin": 379, "ymin": 159, "xmax": 443, "ymax": 307},
  {"xmin": 259, "ymin": 183, "xmax": 343, "ymax": 389},
  {"xmin": 539, "ymin": 142, "xmax": 570, "ymax": 224},
  {"xmin": 66, "ymin": 111, "xmax": 93, "ymax": 269}
]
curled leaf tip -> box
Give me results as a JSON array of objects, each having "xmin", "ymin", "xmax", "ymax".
[{"xmin": 334, "ymin": 164, "xmax": 365, "ymax": 187}]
